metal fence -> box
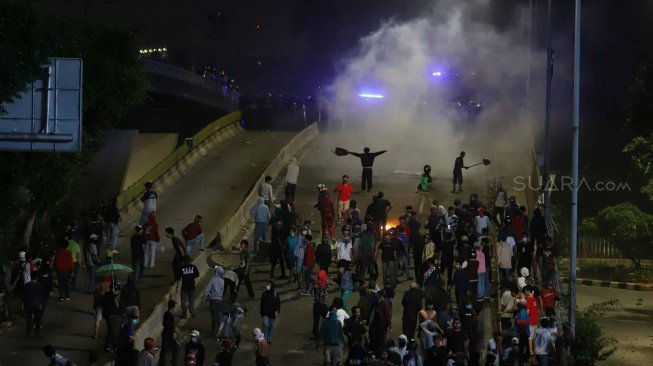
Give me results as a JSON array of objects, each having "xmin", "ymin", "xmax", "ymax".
[{"xmin": 557, "ymin": 237, "xmax": 623, "ymax": 258}]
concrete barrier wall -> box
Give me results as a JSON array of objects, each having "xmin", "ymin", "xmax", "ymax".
[
  {"xmin": 132, "ymin": 123, "xmax": 320, "ymax": 351},
  {"xmin": 121, "ymin": 133, "xmax": 179, "ymax": 191},
  {"xmin": 118, "ymin": 120, "xmax": 243, "ymax": 232}
]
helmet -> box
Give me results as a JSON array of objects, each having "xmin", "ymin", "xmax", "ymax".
[
  {"xmin": 317, "ymin": 184, "xmax": 326, "ymax": 191},
  {"xmin": 342, "ymin": 225, "xmax": 352, "ymax": 233},
  {"xmin": 423, "ymin": 164, "xmax": 431, "ymax": 173},
  {"xmin": 520, "ymin": 267, "xmax": 530, "ymax": 277}
]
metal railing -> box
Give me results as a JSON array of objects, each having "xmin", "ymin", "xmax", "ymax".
[{"xmin": 140, "ymin": 58, "xmax": 222, "ymax": 92}]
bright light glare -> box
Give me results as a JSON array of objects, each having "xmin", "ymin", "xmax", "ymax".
[
  {"xmin": 358, "ymin": 93, "xmax": 384, "ymax": 99},
  {"xmin": 432, "ymin": 71, "xmax": 442, "ymax": 77}
]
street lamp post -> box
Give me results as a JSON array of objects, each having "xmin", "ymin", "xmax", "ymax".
[{"xmin": 570, "ymin": 0, "xmax": 582, "ymax": 333}]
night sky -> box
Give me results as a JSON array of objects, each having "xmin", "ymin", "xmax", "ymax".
[{"xmin": 44, "ymin": 0, "xmax": 653, "ymax": 213}]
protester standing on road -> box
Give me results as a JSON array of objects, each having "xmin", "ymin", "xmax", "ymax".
[
  {"xmin": 320, "ymin": 308, "xmax": 347, "ymax": 366},
  {"xmin": 182, "ymin": 215, "xmax": 205, "ymax": 255},
  {"xmin": 54, "ymin": 241, "xmax": 73, "ymax": 301},
  {"xmin": 160, "ymin": 300, "xmax": 179, "ymax": 366},
  {"xmin": 269, "ymin": 218, "xmax": 287, "ymax": 279},
  {"xmin": 260, "ymin": 280, "xmax": 281, "ymax": 345},
  {"xmin": 335, "ymin": 225, "xmax": 353, "ymax": 269},
  {"xmin": 185, "ymin": 330, "xmax": 205, "ymax": 366},
  {"xmin": 302, "ymin": 234, "xmax": 316, "ymax": 295},
  {"xmin": 452, "ymin": 151, "xmax": 469, "ymax": 193},
  {"xmin": 66, "ymin": 234, "xmax": 83, "ymax": 292},
  {"xmin": 334, "ymin": 175, "xmax": 353, "ymax": 224},
  {"xmin": 23, "ymin": 273, "xmax": 45, "ymax": 338},
  {"xmin": 143, "ymin": 213, "xmax": 160, "ymax": 269},
  {"xmin": 166, "ymin": 227, "xmax": 185, "ymax": 286},
  {"xmin": 259, "ymin": 175, "xmax": 275, "ymax": 208},
  {"xmin": 337, "ymin": 263, "xmax": 354, "ymax": 314},
  {"xmin": 138, "ymin": 337, "xmax": 157, "ymax": 366},
  {"xmin": 203, "ymin": 265, "xmax": 225, "ymax": 337},
  {"xmin": 103, "ymin": 282, "xmax": 121, "ymax": 352},
  {"xmin": 357, "ymin": 224, "xmax": 377, "ymax": 281},
  {"xmin": 180, "ymin": 256, "xmax": 200, "ymax": 319},
  {"xmin": 312, "ymin": 269, "xmax": 329, "ymax": 342},
  {"xmin": 140, "ymin": 182, "xmax": 158, "ymax": 225},
  {"xmin": 348, "ymin": 147, "xmax": 387, "ymax": 192},
  {"xmin": 85, "ymin": 234, "xmax": 100, "ymax": 293},
  {"xmin": 253, "ymin": 328, "xmax": 271, "ymax": 366},
  {"xmin": 315, "ymin": 238, "xmax": 332, "ymax": 272},
  {"xmin": 377, "ymin": 231, "xmax": 398, "ymax": 289},
  {"xmin": 251, "ymin": 197, "xmax": 271, "ymax": 254},
  {"xmin": 237, "ymin": 239, "xmax": 255, "ymax": 299},
  {"xmin": 105, "ymin": 197, "xmax": 121, "ymax": 251},
  {"xmin": 284, "ymin": 157, "xmax": 300, "ymax": 200},
  {"xmin": 316, "ymin": 187, "xmax": 336, "ymax": 242},
  {"xmin": 119, "ymin": 275, "xmax": 141, "ymax": 318},
  {"xmin": 130, "ymin": 225, "xmax": 146, "ymax": 281},
  {"xmin": 401, "ymin": 282, "xmax": 424, "ymax": 340}
]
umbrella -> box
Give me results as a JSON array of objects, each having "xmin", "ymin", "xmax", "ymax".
[
  {"xmin": 468, "ymin": 158, "xmax": 492, "ymax": 169},
  {"xmin": 95, "ymin": 263, "xmax": 134, "ymax": 275}
]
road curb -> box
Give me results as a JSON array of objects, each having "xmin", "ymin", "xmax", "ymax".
[{"xmin": 561, "ymin": 277, "xmax": 653, "ymax": 291}]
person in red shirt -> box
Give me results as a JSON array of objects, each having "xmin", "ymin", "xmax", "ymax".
[
  {"xmin": 317, "ymin": 188, "xmax": 335, "ymax": 241},
  {"xmin": 525, "ymin": 287, "xmax": 539, "ymax": 355},
  {"xmin": 334, "ymin": 175, "xmax": 353, "ymax": 224},
  {"xmin": 302, "ymin": 234, "xmax": 316, "ymax": 295},
  {"xmin": 539, "ymin": 281, "xmax": 559, "ymax": 318},
  {"xmin": 182, "ymin": 214, "xmax": 204, "ymax": 255},
  {"xmin": 142, "ymin": 212, "xmax": 160, "ymax": 269},
  {"xmin": 54, "ymin": 241, "xmax": 74, "ymax": 301}
]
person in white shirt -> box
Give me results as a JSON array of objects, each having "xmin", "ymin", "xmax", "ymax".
[
  {"xmin": 500, "ymin": 286, "xmax": 516, "ymax": 330},
  {"xmin": 258, "ymin": 175, "xmax": 275, "ymax": 208},
  {"xmin": 534, "ymin": 317, "xmax": 557, "ymax": 365},
  {"xmin": 475, "ymin": 208, "xmax": 491, "ymax": 236},
  {"xmin": 284, "ymin": 157, "xmax": 300, "ymax": 200},
  {"xmin": 335, "ymin": 226, "xmax": 353, "ymax": 267}
]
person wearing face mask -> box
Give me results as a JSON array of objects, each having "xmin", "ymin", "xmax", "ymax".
[
  {"xmin": 334, "ymin": 175, "xmax": 353, "ymax": 224},
  {"xmin": 253, "ymin": 328, "xmax": 270, "ymax": 366},
  {"xmin": 335, "ymin": 226, "xmax": 354, "ymax": 269},
  {"xmin": 185, "ymin": 330, "xmax": 205, "ymax": 366},
  {"xmin": 260, "ymin": 281, "xmax": 281, "ymax": 345}
]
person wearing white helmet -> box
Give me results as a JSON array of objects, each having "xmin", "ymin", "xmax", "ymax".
[{"xmin": 185, "ymin": 329, "xmax": 205, "ymax": 366}]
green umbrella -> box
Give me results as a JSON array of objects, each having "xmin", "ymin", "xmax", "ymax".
[{"xmin": 95, "ymin": 263, "xmax": 134, "ymax": 275}]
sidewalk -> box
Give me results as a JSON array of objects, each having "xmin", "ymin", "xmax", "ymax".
[{"xmin": 0, "ymin": 129, "xmax": 299, "ymax": 366}]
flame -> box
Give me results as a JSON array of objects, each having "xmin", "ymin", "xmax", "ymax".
[{"xmin": 384, "ymin": 219, "xmax": 399, "ymax": 231}]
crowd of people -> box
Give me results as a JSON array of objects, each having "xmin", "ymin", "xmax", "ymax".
[{"xmin": 0, "ymin": 152, "xmax": 575, "ymax": 366}]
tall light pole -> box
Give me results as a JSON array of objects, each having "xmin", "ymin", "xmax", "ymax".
[
  {"xmin": 570, "ymin": 0, "xmax": 581, "ymax": 333},
  {"xmin": 543, "ymin": 0, "xmax": 553, "ymax": 233}
]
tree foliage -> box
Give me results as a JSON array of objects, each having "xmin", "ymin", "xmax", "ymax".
[
  {"xmin": 575, "ymin": 300, "xmax": 619, "ymax": 366},
  {"xmin": 625, "ymin": 63, "xmax": 653, "ymax": 201},
  {"xmin": 0, "ymin": 0, "xmax": 148, "ymax": 256},
  {"xmin": 581, "ymin": 203, "xmax": 653, "ymax": 268}
]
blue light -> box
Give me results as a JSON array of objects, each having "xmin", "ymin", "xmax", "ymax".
[
  {"xmin": 359, "ymin": 93, "xmax": 384, "ymax": 99},
  {"xmin": 432, "ymin": 71, "xmax": 442, "ymax": 77}
]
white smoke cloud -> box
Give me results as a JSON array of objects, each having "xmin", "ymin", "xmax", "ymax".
[{"xmin": 328, "ymin": 0, "xmax": 544, "ymax": 178}]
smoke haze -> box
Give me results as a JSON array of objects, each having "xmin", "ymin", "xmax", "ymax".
[{"xmin": 328, "ymin": 0, "xmax": 545, "ymax": 180}]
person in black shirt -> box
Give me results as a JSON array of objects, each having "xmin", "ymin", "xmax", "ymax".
[
  {"xmin": 180, "ymin": 256, "xmax": 200, "ymax": 319},
  {"xmin": 213, "ymin": 339, "xmax": 236, "ymax": 366},
  {"xmin": 348, "ymin": 147, "xmax": 387, "ymax": 192},
  {"xmin": 377, "ymin": 231, "xmax": 398, "ymax": 288},
  {"xmin": 452, "ymin": 151, "xmax": 469, "ymax": 193},
  {"xmin": 130, "ymin": 226, "xmax": 146, "ymax": 281},
  {"xmin": 185, "ymin": 330, "xmax": 205, "ymax": 366},
  {"xmin": 160, "ymin": 300, "xmax": 179, "ymax": 366}
]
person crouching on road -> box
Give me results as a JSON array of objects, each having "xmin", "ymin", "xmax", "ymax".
[{"xmin": 182, "ymin": 215, "xmax": 205, "ymax": 255}]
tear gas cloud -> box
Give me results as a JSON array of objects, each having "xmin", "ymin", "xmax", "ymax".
[{"xmin": 329, "ymin": 0, "xmax": 545, "ymax": 177}]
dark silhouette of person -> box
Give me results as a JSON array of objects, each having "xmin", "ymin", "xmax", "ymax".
[
  {"xmin": 452, "ymin": 151, "xmax": 469, "ymax": 193},
  {"xmin": 349, "ymin": 147, "xmax": 387, "ymax": 192}
]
